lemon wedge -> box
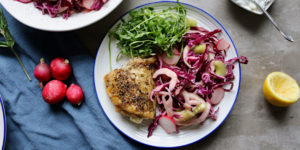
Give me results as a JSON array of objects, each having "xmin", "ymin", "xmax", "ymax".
[{"xmin": 263, "ymin": 72, "xmax": 300, "ymax": 107}]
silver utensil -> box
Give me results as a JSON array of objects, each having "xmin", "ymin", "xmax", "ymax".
[{"xmin": 251, "ymin": 0, "xmax": 294, "ymax": 42}]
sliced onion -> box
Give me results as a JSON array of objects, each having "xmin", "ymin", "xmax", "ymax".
[
  {"xmin": 182, "ymin": 91, "xmax": 205, "ymax": 104},
  {"xmin": 175, "ymin": 86, "xmax": 183, "ymax": 96},
  {"xmin": 150, "ymin": 83, "xmax": 169, "ymax": 101},
  {"xmin": 183, "ymin": 45, "xmax": 194, "ymax": 68},
  {"xmin": 153, "ymin": 68, "xmax": 178, "ymax": 92},
  {"xmin": 58, "ymin": 6, "xmax": 68, "ymax": 13},
  {"xmin": 162, "ymin": 94, "xmax": 174, "ymax": 117},
  {"xmin": 182, "ymin": 90, "xmax": 205, "ymax": 110},
  {"xmin": 188, "ymin": 92, "xmax": 206, "ymax": 104},
  {"xmin": 189, "ymin": 100, "xmax": 202, "ymax": 106},
  {"xmin": 174, "ymin": 102, "xmax": 211, "ymax": 126},
  {"xmin": 194, "ymin": 102, "xmax": 211, "ymax": 124},
  {"xmin": 208, "ymin": 53, "xmax": 215, "ymax": 61}
]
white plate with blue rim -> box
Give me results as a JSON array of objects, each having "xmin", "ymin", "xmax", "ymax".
[
  {"xmin": 0, "ymin": 0, "xmax": 123, "ymax": 31},
  {"xmin": 94, "ymin": 1, "xmax": 242, "ymax": 148},
  {"xmin": 0, "ymin": 95, "xmax": 6, "ymax": 149}
]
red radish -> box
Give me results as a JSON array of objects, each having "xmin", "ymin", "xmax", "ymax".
[
  {"xmin": 159, "ymin": 116, "xmax": 177, "ymax": 134},
  {"xmin": 211, "ymin": 88, "xmax": 225, "ymax": 105},
  {"xmin": 42, "ymin": 80, "xmax": 67, "ymax": 104},
  {"xmin": 50, "ymin": 57, "xmax": 72, "ymax": 81},
  {"xmin": 162, "ymin": 54, "xmax": 180, "ymax": 66},
  {"xmin": 216, "ymin": 39, "xmax": 230, "ymax": 51},
  {"xmin": 82, "ymin": 0, "xmax": 96, "ymax": 10},
  {"xmin": 16, "ymin": 0, "xmax": 32, "ymax": 3},
  {"xmin": 34, "ymin": 58, "xmax": 51, "ymax": 83},
  {"xmin": 66, "ymin": 84, "xmax": 84, "ymax": 105},
  {"xmin": 161, "ymin": 48, "xmax": 180, "ymax": 66}
]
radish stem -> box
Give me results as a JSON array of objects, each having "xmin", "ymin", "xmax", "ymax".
[{"xmin": 10, "ymin": 47, "xmax": 32, "ymax": 81}]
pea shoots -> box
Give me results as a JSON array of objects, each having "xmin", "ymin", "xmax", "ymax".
[{"xmin": 110, "ymin": 1, "xmax": 189, "ymax": 59}]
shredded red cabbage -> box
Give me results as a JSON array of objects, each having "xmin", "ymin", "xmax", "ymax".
[
  {"xmin": 18, "ymin": 0, "xmax": 108, "ymax": 19},
  {"xmin": 147, "ymin": 113, "xmax": 163, "ymax": 138},
  {"xmin": 148, "ymin": 26, "xmax": 248, "ymax": 137}
]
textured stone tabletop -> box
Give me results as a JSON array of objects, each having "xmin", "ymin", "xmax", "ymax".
[{"xmin": 75, "ymin": 0, "xmax": 300, "ymax": 149}]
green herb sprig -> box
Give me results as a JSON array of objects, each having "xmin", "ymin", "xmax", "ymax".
[
  {"xmin": 109, "ymin": 1, "xmax": 188, "ymax": 59},
  {"xmin": 0, "ymin": 8, "xmax": 31, "ymax": 81}
]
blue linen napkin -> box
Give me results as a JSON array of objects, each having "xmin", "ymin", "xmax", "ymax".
[{"xmin": 0, "ymin": 6, "xmax": 147, "ymax": 150}]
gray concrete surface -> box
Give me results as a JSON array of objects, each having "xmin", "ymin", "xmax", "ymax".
[{"xmin": 75, "ymin": 0, "xmax": 300, "ymax": 149}]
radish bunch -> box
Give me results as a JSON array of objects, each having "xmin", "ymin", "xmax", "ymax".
[{"xmin": 34, "ymin": 57, "xmax": 84, "ymax": 105}]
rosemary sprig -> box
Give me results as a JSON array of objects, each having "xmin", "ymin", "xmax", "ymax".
[{"xmin": 0, "ymin": 8, "xmax": 31, "ymax": 81}]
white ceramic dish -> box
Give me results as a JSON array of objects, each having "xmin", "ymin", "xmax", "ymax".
[
  {"xmin": 0, "ymin": 0, "xmax": 123, "ymax": 31},
  {"xmin": 94, "ymin": 1, "xmax": 241, "ymax": 148},
  {"xmin": 0, "ymin": 95, "xmax": 6, "ymax": 149},
  {"xmin": 231, "ymin": 0, "xmax": 274, "ymax": 15}
]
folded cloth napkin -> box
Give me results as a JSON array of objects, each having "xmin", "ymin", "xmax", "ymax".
[{"xmin": 0, "ymin": 6, "xmax": 148, "ymax": 150}]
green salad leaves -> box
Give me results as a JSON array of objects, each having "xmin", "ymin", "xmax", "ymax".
[{"xmin": 110, "ymin": 1, "xmax": 188, "ymax": 58}]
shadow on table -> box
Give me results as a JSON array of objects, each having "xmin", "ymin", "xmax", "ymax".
[
  {"xmin": 226, "ymin": 1, "xmax": 274, "ymax": 33},
  {"xmin": 263, "ymin": 98, "xmax": 290, "ymax": 123}
]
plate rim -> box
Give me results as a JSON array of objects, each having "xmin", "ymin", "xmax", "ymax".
[
  {"xmin": 0, "ymin": 0, "xmax": 123, "ymax": 32},
  {"xmin": 0, "ymin": 95, "xmax": 6, "ymax": 150},
  {"xmin": 94, "ymin": 1, "xmax": 241, "ymax": 148}
]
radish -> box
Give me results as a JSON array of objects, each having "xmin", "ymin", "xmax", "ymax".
[
  {"xmin": 161, "ymin": 53, "xmax": 180, "ymax": 66},
  {"xmin": 161, "ymin": 48, "xmax": 180, "ymax": 65},
  {"xmin": 216, "ymin": 39, "xmax": 230, "ymax": 51},
  {"xmin": 34, "ymin": 58, "xmax": 51, "ymax": 83},
  {"xmin": 42, "ymin": 80, "xmax": 67, "ymax": 104},
  {"xmin": 66, "ymin": 84, "xmax": 84, "ymax": 105},
  {"xmin": 50, "ymin": 57, "xmax": 72, "ymax": 81},
  {"xmin": 159, "ymin": 116, "xmax": 177, "ymax": 134},
  {"xmin": 211, "ymin": 88, "xmax": 225, "ymax": 105},
  {"xmin": 82, "ymin": 0, "xmax": 96, "ymax": 10}
]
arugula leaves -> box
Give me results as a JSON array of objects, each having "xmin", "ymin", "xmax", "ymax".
[
  {"xmin": 110, "ymin": 1, "xmax": 188, "ymax": 58},
  {"xmin": 0, "ymin": 8, "xmax": 31, "ymax": 81}
]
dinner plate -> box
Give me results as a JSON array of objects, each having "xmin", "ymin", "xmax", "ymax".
[
  {"xmin": 0, "ymin": 0, "xmax": 123, "ymax": 31},
  {"xmin": 0, "ymin": 95, "xmax": 6, "ymax": 149},
  {"xmin": 94, "ymin": 1, "xmax": 241, "ymax": 148}
]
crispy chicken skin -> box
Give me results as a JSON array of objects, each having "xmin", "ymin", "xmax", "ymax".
[{"xmin": 104, "ymin": 57, "xmax": 157, "ymax": 123}]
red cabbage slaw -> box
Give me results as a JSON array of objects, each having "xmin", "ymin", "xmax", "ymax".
[
  {"xmin": 16, "ymin": 0, "xmax": 108, "ymax": 19},
  {"xmin": 148, "ymin": 27, "xmax": 248, "ymax": 137}
]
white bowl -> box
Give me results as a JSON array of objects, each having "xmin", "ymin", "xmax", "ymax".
[
  {"xmin": 94, "ymin": 1, "xmax": 242, "ymax": 148},
  {"xmin": 0, "ymin": 0, "xmax": 123, "ymax": 31},
  {"xmin": 0, "ymin": 95, "xmax": 6, "ymax": 149}
]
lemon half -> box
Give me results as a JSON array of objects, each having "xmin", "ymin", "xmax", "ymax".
[{"xmin": 263, "ymin": 72, "xmax": 300, "ymax": 107}]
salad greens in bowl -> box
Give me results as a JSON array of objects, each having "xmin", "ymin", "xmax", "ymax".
[{"xmin": 0, "ymin": 0, "xmax": 122, "ymax": 31}]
